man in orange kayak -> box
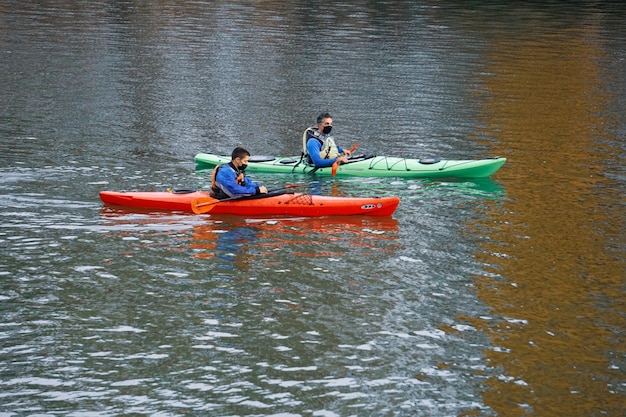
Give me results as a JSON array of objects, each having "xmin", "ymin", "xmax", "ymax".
[
  {"xmin": 303, "ymin": 112, "xmax": 351, "ymax": 168},
  {"xmin": 210, "ymin": 147, "xmax": 268, "ymax": 199}
]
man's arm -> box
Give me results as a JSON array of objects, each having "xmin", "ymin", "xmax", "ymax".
[
  {"xmin": 216, "ymin": 168, "xmax": 259, "ymax": 196},
  {"xmin": 306, "ymin": 139, "xmax": 337, "ymax": 168}
]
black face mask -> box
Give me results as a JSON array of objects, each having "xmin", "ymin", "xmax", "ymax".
[
  {"xmin": 239, "ymin": 163, "xmax": 248, "ymax": 171},
  {"xmin": 322, "ymin": 125, "xmax": 332, "ymax": 135}
]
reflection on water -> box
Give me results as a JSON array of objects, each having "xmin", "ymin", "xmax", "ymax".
[
  {"xmin": 464, "ymin": 17, "xmax": 625, "ymax": 417},
  {"xmin": 100, "ymin": 210, "xmax": 401, "ymax": 274}
]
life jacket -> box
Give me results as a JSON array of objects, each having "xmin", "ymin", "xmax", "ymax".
[
  {"xmin": 210, "ymin": 163, "xmax": 245, "ymax": 199},
  {"xmin": 302, "ymin": 127, "xmax": 340, "ymax": 162}
]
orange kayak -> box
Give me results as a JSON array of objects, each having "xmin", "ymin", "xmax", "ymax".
[{"xmin": 99, "ymin": 190, "xmax": 400, "ymax": 217}]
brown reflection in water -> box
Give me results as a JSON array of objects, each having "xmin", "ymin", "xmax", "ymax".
[{"xmin": 462, "ymin": 32, "xmax": 624, "ymax": 416}]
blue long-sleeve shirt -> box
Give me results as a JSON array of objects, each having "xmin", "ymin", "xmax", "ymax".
[
  {"xmin": 306, "ymin": 136, "xmax": 344, "ymax": 168},
  {"xmin": 212, "ymin": 163, "xmax": 262, "ymax": 198}
]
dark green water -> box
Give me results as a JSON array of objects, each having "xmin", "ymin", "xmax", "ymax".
[{"xmin": 1, "ymin": 1, "xmax": 624, "ymax": 416}]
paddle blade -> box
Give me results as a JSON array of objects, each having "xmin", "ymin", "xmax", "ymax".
[
  {"xmin": 191, "ymin": 197, "xmax": 220, "ymax": 214},
  {"xmin": 349, "ymin": 142, "xmax": 359, "ymax": 153},
  {"xmin": 331, "ymin": 161, "xmax": 339, "ymax": 176}
]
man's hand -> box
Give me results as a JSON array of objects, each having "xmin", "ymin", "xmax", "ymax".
[{"xmin": 259, "ymin": 185, "xmax": 268, "ymax": 194}]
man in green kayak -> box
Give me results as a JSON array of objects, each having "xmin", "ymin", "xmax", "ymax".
[
  {"xmin": 303, "ymin": 112, "xmax": 351, "ymax": 168},
  {"xmin": 210, "ymin": 147, "xmax": 268, "ymax": 199}
]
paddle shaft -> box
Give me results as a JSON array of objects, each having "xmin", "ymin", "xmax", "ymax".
[
  {"xmin": 332, "ymin": 143, "xmax": 360, "ymax": 176},
  {"xmin": 192, "ymin": 184, "xmax": 307, "ymax": 214}
]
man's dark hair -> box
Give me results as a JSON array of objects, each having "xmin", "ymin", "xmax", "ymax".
[
  {"xmin": 231, "ymin": 146, "xmax": 250, "ymax": 160},
  {"xmin": 316, "ymin": 112, "xmax": 332, "ymax": 124}
]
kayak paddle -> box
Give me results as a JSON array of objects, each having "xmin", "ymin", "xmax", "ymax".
[
  {"xmin": 332, "ymin": 143, "xmax": 360, "ymax": 176},
  {"xmin": 191, "ymin": 184, "xmax": 308, "ymax": 214}
]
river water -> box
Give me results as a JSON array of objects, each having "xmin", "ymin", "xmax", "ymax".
[{"xmin": 1, "ymin": 1, "xmax": 624, "ymax": 416}]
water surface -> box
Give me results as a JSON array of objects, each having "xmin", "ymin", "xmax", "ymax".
[{"xmin": 1, "ymin": 1, "xmax": 624, "ymax": 416}]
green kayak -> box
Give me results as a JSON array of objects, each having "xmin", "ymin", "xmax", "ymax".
[{"xmin": 194, "ymin": 153, "xmax": 506, "ymax": 179}]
